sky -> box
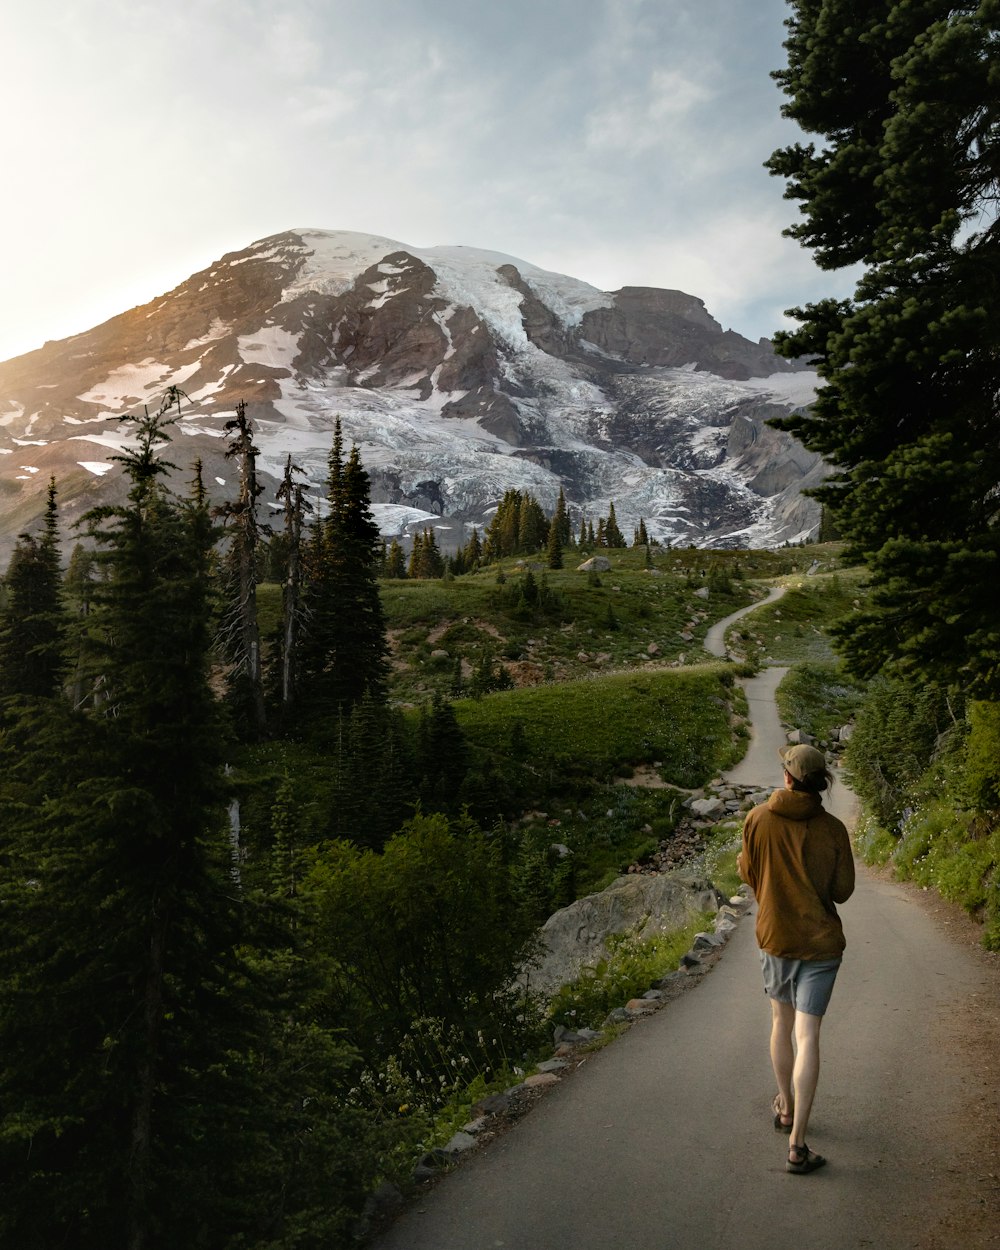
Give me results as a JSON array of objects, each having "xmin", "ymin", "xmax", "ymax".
[{"xmin": 0, "ymin": 0, "xmax": 855, "ymax": 364}]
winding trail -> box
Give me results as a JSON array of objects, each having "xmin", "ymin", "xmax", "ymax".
[{"xmin": 371, "ymin": 589, "xmax": 1000, "ymax": 1250}]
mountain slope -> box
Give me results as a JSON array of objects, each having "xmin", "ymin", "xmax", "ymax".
[{"xmin": 0, "ymin": 229, "xmax": 822, "ymax": 558}]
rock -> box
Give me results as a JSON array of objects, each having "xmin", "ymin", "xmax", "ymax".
[
  {"xmin": 550, "ymin": 843, "xmax": 571, "ymax": 858},
  {"xmin": 838, "ymin": 723, "xmax": 855, "ymax": 743},
  {"xmin": 524, "ymin": 872, "xmax": 723, "ymax": 996},
  {"xmin": 439, "ymin": 1131, "xmax": 478, "ymax": 1158},
  {"xmin": 651, "ymin": 970, "xmax": 688, "ymax": 989},
  {"xmin": 625, "ymin": 998, "xmax": 656, "ymax": 1013},
  {"xmin": 694, "ymin": 587, "xmax": 711, "ymax": 599},
  {"xmin": 524, "ymin": 1072, "xmax": 560, "ymax": 1088},
  {"xmin": 690, "ymin": 797, "xmax": 725, "ymax": 819},
  {"xmin": 604, "ymin": 1007, "xmax": 631, "ymax": 1025},
  {"xmin": 430, "ymin": 648, "xmax": 449, "ymax": 659},
  {"xmin": 786, "ymin": 728, "xmax": 815, "ymax": 745},
  {"xmin": 473, "ymin": 1091, "xmax": 512, "ymax": 1117},
  {"xmin": 680, "ymin": 951, "xmax": 702, "ymax": 968},
  {"xmin": 642, "ymin": 989, "xmax": 664, "ymax": 1000},
  {"xmin": 578, "ymin": 556, "xmax": 612, "ymax": 572},
  {"xmin": 536, "ymin": 1058, "xmax": 569, "ymax": 1073},
  {"xmin": 647, "ymin": 642, "xmax": 661, "ymax": 656},
  {"xmin": 463, "ymin": 1116, "xmax": 490, "ymax": 1134}
]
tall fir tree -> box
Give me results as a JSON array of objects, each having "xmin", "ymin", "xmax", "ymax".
[
  {"xmin": 216, "ymin": 402, "xmax": 267, "ymax": 735},
  {"xmin": 0, "ymin": 414, "xmax": 241, "ymax": 1246},
  {"xmin": 546, "ymin": 512, "xmax": 564, "ymax": 570},
  {"xmin": 604, "ymin": 501, "xmax": 626, "ymax": 549},
  {"xmin": 298, "ymin": 420, "xmax": 389, "ymax": 720},
  {"xmin": 766, "ymin": 0, "xmax": 1000, "ymax": 697},
  {"xmin": 274, "ymin": 453, "xmax": 310, "ymax": 716},
  {"xmin": 0, "ymin": 478, "xmax": 67, "ymax": 700}
]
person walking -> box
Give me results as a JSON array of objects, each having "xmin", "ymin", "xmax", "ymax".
[{"xmin": 737, "ymin": 743, "xmax": 855, "ymax": 1174}]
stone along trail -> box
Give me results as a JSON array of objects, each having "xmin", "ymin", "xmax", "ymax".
[{"xmin": 371, "ymin": 593, "xmax": 1000, "ymax": 1250}]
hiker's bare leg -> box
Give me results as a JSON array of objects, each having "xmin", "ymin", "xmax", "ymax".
[
  {"xmin": 790, "ymin": 1010, "xmax": 823, "ymax": 1148},
  {"xmin": 769, "ymin": 997, "xmax": 795, "ymax": 1123}
]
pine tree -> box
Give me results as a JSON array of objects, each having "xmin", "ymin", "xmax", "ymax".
[
  {"xmin": 275, "ymin": 453, "xmax": 310, "ymax": 715},
  {"xmin": 216, "ymin": 402, "xmax": 267, "ymax": 735},
  {"xmin": 766, "ymin": 0, "xmax": 1000, "ymax": 697},
  {"xmin": 578, "ymin": 516, "xmax": 588, "ymax": 547},
  {"xmin": 0, "ymin": 479, "xmax": 67, "ymax": 700},
  {"xmin": 297, "ymin": 420, "xmax": 389, "ymax": 718},
  {"xmin": 464, "ymin": 526, "xmax": 483, "ymax": 569},
  {"xmin": 383, "ymin": 538, "xmax": 407, "ymax": 578},
  {"xmin": 554, "ymin": 486, "xmax": 572, "ymax": 547},
  {"xmin": 546, "ymin": 513, "xmax": 563, "ymax": 570},
  {"xmin": 0, "ymin": 412, "xmax": 237, "ymax": 1246},
  {"xmin": 517, "ymin": 494, "xmax": 548, "ymax": 553},
  {"xmin": 605, "ymin": 501, "xmax": 625, "ymax": 549}
]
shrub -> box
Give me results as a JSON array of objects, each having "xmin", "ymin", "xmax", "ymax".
[{"xmin": 546, "ymin": 915, "xmax": 711, "ymax": 1029}]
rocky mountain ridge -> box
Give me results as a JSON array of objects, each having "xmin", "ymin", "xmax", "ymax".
[{"xmin": 0, "ymin": 229, "xmax": 823, "ymax": 559}]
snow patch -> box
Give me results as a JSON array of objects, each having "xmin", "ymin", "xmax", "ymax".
[
  {"xmin": 78, "ymin": 359, "xmax": 202, "ymax": 408},
  {"xmin": 237, "ymin": 327, "xmax": 299, "ymax": 368},
  {"xmin": 79, "ymin": 460, "xmax": 114, "ymax": 476}
]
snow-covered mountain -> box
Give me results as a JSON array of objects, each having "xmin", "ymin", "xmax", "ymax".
[{"xmin": 0, "ymin": 229, "xmax": 823, "ymax": 560}]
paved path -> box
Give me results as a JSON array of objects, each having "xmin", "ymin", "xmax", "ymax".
[
  {"xmin": 371, "ymin": 590, "xmax": 995, "ymax": 1250},
  {"xmin": 703, "ymin": 584, "xmax": 785, "ymax": 660}
]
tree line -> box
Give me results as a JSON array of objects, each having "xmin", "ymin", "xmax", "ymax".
[{"xmin": 0, "ymin": 393, "xmax": 606, "ymax": 1246}]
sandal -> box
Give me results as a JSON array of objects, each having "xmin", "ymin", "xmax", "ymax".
[
  {"xmin": 772, "ymin": 1094, "xmax": 793, "ymax": 1133},
  {"xmin": 786, "ymin": 1143, "xmax": 826, "ymax": 1174}
]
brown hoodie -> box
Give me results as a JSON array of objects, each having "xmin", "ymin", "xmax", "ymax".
[{"xmin": 737, "ymin": 788, "xmax": 855, "ymax": 960}]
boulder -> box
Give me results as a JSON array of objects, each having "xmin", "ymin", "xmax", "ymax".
[
  {"xmin": 578, "ymin": 556, "xmax": 612, "ymax": 572},
  {"xmin": 525, "ymin": 872, "xmax": 722, "ymax": 996},
  {"xmin": 786, "ymin": 728, "xmax": 815, "ymax": 745},
  {"xmin": 690, "ymin": 797, "xmax": 726, "ymax": 819}
]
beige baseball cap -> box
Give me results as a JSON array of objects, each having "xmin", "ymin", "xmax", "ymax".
[{"xmin": 778, "ymin": 743, "xmax": 828, "ymax": 781}]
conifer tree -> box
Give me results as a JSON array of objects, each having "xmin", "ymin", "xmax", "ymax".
[
  {"xmin": 578, "ymin": 516, "xmax": 588, "ymax": 547},
  {"xmin": 0, "ymin": 413, "xmax": 238, "ymax": 1246},
  {"xmin": 766, "ymin": 0, "xmax": 1000, "ymax": 697},
  {"xmin": 546, "ymin": 513, "xmax": 564, "ymax": 570},
  {"xmin": 464, "ymin": 525, "xmax": 483, "ymax": 569},
  {"xmin": 383, "ymin": 538, "xmax": 407, "ymax": 578},
  {"xmin": 605, "ymin": 501, "xmax": 626, "ymax": 549},
  {"xmin": 216, "ymin": 402, "xmax": 267, "ymax": 735},
  {"xmin": 409, "ymin": 527, "xmax": 444, "ymax": 578},
  {"xmin": 298, "ymin": 420, "xmax": 389, "ymax": 717},
  {"xmin": 0, "ymin": 478, "xmax": 67, "ymax": 700},
  {"xmin": 275, "ymin": 454, "xmax": 310, "ymax": 715},
  {"xmin": 553, "ymin": 486, "xmax": 572, "ymax": 547},
  {"xmin": 517, "ymin": 494, "xmax": 548, "ymax": 553}
]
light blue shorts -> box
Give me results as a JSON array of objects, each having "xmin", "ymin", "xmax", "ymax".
[{"xmin": 759, "ymin": 951, "xmax": 842, "ymax": 1017}]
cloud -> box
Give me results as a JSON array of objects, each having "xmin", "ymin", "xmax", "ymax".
[{"xmin": 585, "ymin": 69, "xmax": 714, "ymax": 154}]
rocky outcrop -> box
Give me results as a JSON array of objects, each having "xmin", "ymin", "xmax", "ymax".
[
  {"xmin": 526, "ymin": 872, "xmax": 723, "ymax": 997},
  {"xmin": 579, "ymin": 286, "xmax": 797, "ymax": 380}
]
